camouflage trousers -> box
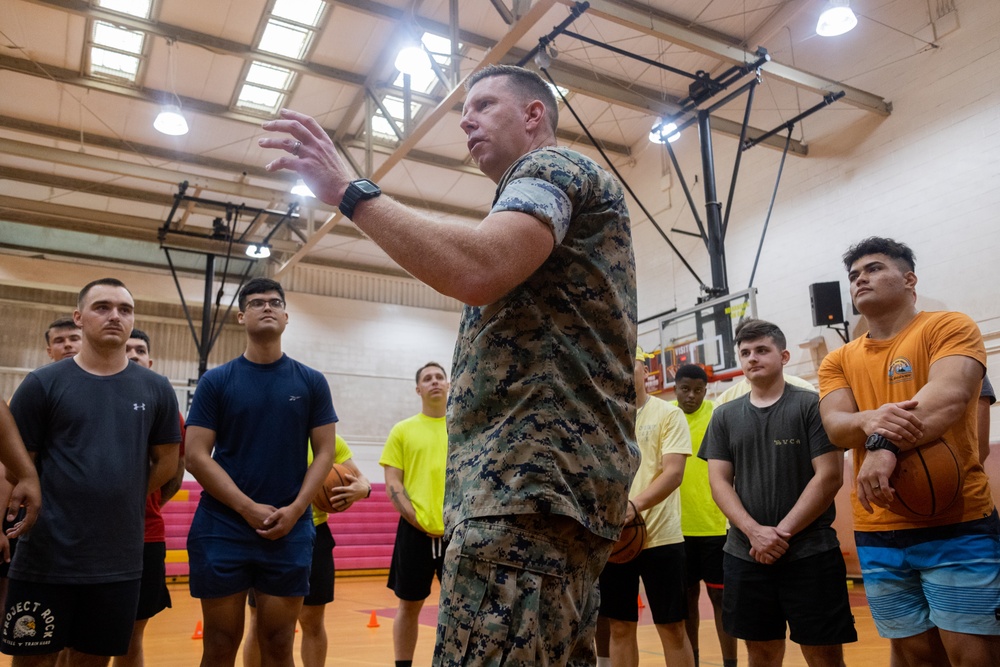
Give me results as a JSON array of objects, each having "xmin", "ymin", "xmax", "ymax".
[{"xmin": 433, "ymin": 513, "xmax": 614, "ymax": 666}]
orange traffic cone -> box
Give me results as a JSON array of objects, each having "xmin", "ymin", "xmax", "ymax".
[
  {"xmin": 367, "ymin": 610, "xmax": 380, "ymax": 628},
  {"xmin": 191, "ymin": 620, "xmax": 204, "ymax": 640},
  {"xmin": 637, "ymin": 595, "xmax": 645, "ymax": 609}
]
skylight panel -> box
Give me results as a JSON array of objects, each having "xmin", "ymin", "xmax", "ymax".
[
  {"xmin": 393, "ymin": 69, "xmax": 437, "ymax": 94},
  {"xmin": 421, "ymin": 33, "xmax": 453, "ymax": 66},
  {"xmin": 96, "ymin": 0, "xmax": 152, "ymax": 19},
  {"xmin": 370, "ymin": 114, "xmax": 400, "ymax": 142},
  {"xmin": 380, "ymin": 96, "xmax": 421, "ymax": 120},
  {"xmin": 271, "ymin": 0, "xmax": 325, "ymax": 27},
  {"xmin": 93, "ymin": 21, "xmax": 144, "ymax": 54},
  {"xmin": 259, "ymin": 20, "xmax": 310, "ymax": 59},
  {"xmin": 235, "ymin": 83, "xmax": 286, "ymax": 115},
  {"xmin": 90, "ymin": 47, "xmax": 140, "ymax": 80},
  {"xmin": 88, "ymin": 20, "xmax": 145, "ymax": 82},
  {"xmin": 246, "ymin": 62, "xmax": 294, "ymax": 89}
]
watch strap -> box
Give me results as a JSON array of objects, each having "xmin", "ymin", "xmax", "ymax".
[
  {"xmin": 864, "ymin": 433, "xmax": 901, "ymax": 455},
  {"xmin": 339, "ymin": 179, "xmax": 380, "ymax": 219}
]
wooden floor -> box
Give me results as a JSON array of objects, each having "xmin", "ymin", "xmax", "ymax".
[{"xmin": 0, "ymin": 577, "xmax": 891, "ymax": 666}]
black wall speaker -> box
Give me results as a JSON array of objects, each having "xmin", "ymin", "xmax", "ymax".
[{"xmin": 809, "ymin": 282, "xmax": 844, "ymax": 327}]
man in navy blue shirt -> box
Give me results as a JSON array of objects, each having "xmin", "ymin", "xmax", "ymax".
[{"xmin": 186, "ymin": 277, "xmax": 337, "ymax": 667}]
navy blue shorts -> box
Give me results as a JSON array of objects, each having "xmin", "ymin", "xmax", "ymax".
[
  {"xmin": 248, "ymin": 522, "xmax": 336, "ymax": 607},
  {"xmin": 187, "ymin": 506, "xmax": 314, "ymax": 599}
]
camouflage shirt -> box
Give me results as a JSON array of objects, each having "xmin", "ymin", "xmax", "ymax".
[{"xmin": 445, "ymin": 147, "xmax": 639, "ymax": 541}]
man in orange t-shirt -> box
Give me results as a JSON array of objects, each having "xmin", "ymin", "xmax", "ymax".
[{"xmin": 818, "ymin": 237, "xmax": 999, "ymax": 666}]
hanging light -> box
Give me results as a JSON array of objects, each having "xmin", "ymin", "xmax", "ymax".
[
  {"xmin": 649, "ymin": 119, "xmax": 681, "ymax": 144},
  {"xmin": 394, "ymin": 44, "xmax": 432, "ymax": 76},
  {"xmin": 291, "ymin": 179, "xmax": 315, "ymax": 198},
  {"xmin": 245, "ymin": 244, "xmax": 271, "ymax": 259},
  {"xmin": 816, "ymin": 0, "xmax": 858, "ymax": 37},
  {"xmin": 153, "ymin": 105, "xmax": 189, "ymax": 136},
  {"xmin": 154, "ymin": 39, "xmax": 190, "ymax": 135}
]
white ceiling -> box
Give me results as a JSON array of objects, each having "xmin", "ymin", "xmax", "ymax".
[{"xmin": 0, "ymin": 0, "xmax": 945, "ymax": 283}]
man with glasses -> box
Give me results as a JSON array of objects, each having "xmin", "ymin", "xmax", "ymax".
[{"xmin": 185, "ymin": 277, "xmax": 338, "ymax": 667}]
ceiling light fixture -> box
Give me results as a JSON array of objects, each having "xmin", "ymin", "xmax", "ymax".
[
  {"xmin": 154, "ymin": 38, "xmax": 190, "ymax": 136},
  {"xmin": 816, "ymin": 0, "xmax": 858, "ymax": 37},
  {"xmin": 394, "ymin": 44, "xmax": 432, "ymax": 76},
  {"xmin": 153, "ymin": 105, "xmax": 189, "ymax": 135},
  {"xmin": 291, "ymin": 179, "xmax": 315, "ymax": 197},
  {"xmin": 245, "ymin": 244, "xmax": 271, "ymax": 259},
  {"xmin": 649, "ymin": 120, "xmax": 681, "ymax": 144}
]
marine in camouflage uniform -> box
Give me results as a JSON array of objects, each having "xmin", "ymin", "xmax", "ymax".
[
  {"xmin": 258, "ymin": 63, "xmax": 639, "ymax": 667},
  {"xmin": 436, "ymin": 100, "xmax": 639, "ymax": 664}
]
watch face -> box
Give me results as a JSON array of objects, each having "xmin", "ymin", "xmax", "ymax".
[{"xmin": 354, "ymin": 179, "xmax": 380, "ymax": 195}]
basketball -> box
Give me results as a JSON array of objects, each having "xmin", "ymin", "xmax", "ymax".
[
  {"xmin": 608, "ymin": 512, "xmax": 647, "ymax": 564},
  {"xmin": 313, "ymin": 463, "xmax": 356, "ymax": 514},
  {"xmin": 887, "ymin": 438, "xmax": 963, "ymax": 519}
]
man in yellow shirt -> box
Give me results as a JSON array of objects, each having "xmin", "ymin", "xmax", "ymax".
[
  {"xmin": 380, "ymin": 362, "xmax": 449, "ymax": 667},
  {"xmin": 597, "ymin": 348, "xmax": 694, "ymax": 667},
  {"xmin": 674, "ymin": 364, "xmax": 737, "ymax": 667}
]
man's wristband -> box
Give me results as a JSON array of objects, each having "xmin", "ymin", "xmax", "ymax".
[
  {"xmin": 864, "ymin": 433, "xmax": 901, "ymax": 455},
  {"xmin": 365, "ymin": 484, "xmax": 372, "ymax": 499}
]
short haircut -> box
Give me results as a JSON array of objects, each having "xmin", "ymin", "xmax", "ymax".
[
  {"xmin": 466, "ymin": 64, "xmax": 559, "ymax": 134},
  {"xmin": 415, "ymin": 361, "xmax": 446, "ymax": 385},
  {"xmin": 78, "ymin": 277, "xmax": 131, "ymax": 308},
  {"xmin": 129, "ymin": 328, "xmax": 151, "ymax": 353},
  {"xmin": 674, "ymin": 364, "xmax": 708, "ymax": 383},
  {"xmin": 44, "ymin": 316, "xmax": 79, "ymax": 344},
  {"xmin": 238, "ymin": 277, "xmax": 285, "ymax": 312},
  {"xmin": 734, "ymin": 318, "xmax": 787, "ymax": 351},
  {"xmin": 842, "ymin": 237, "xmax": 915, "ymax": 273}
]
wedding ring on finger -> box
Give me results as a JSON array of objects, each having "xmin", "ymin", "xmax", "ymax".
[{"xmin": 291, "ymin": 140, "xmax": 302, "ymax": 156}]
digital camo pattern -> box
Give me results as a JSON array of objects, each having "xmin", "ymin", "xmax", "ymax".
[
  {"xmin": 434, "ymin": 515, "xmax": 613, "ymax": 666},
  {"xmin": 446, "ymin": 147, "xmax": 639, "ymax": 542}
]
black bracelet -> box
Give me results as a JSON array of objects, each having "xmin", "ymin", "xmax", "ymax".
[{"xmin": 365, "ymin": 485, "xmax": 372, "ymax": 499}]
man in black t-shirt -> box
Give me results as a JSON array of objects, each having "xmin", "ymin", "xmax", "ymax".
[
  {"xmin": 1, "ymin": 278, "xmax": 180, "ymax": 664},
  {"xmin": 700, "ymin": 319, "xmax": 855, "ymax": 667}
]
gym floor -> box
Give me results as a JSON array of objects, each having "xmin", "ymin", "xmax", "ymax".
[{"xmin": 0, "ymin": 576, "xmax": 890, "ymax": 666}]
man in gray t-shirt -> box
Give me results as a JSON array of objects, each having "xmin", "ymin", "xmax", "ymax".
[
  {"xmin": 1, "ymin": 278, "xmax": 180, "ymax": 662},
  {"xmin": 700, "ymin": 319, "xmax": 855, "ymax": 666}
]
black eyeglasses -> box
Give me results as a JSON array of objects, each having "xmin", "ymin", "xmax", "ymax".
[{"xmin": 244, "ymin": 298, "xmax": 285, "ymax": 311}]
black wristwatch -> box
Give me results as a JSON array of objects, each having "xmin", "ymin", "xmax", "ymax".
[
  {"xmin": 864, "ymin": 433, "xmax": 901, "ymax": 455},
  {"xmin": 339, "ymin": 178, "xmax": 381, "ymax": 219}
]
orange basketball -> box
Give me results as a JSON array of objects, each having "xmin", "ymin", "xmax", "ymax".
[
  {"xmin": 608, "ymin": 513, "xmax": 646, "ymax": 564},
  {"xmin": 312, "ymin": 463, "xmax": 356, "ymax": 514},
  {"xmin": 887, "ymin": 438, "xmax": 963, "ymax": 519}
]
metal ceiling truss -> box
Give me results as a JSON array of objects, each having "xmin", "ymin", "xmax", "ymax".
[{"xmin": 158, "ymin": 182, "xmax": 297, "ymax": 378}]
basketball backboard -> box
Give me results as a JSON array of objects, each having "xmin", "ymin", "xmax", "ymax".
[{"xmin": 656, "ymin": 288, "xmax": 757, "ymax": 389}]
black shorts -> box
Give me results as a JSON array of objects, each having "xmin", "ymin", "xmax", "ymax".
[
  {"xmin": 304, "ymin": 522, "xmax": 335, "ymax": 606},
  {"xmin": 722, "ymin": 548, "xmax": 858, "ymax": 646},
  {"xmin": 683, "ymin": 535, "xmax": 726, "ymax": 588},
  {"xmin": 599, "ymin": 542, "xmax": 688, "ymax": 625},
  {"xmin": 387, "ymin": 518, "xmax": 444, "ymax": 602},
  {"xmin": 0, "ymin": 578, "xmax": 141, "ymax": 657},
  {"xmin": 136, "ymin": 542, "xmax": 171, "ymax": 620}
]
